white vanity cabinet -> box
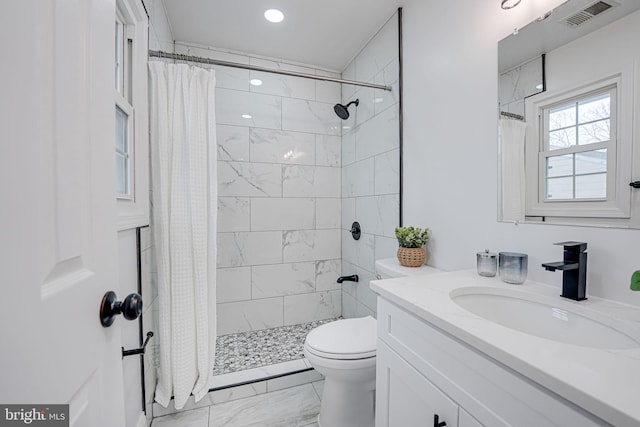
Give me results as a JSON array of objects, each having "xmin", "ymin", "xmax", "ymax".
[{"xmin": 375, "ymin": 297, "xmax": 607, "ymax": 427}]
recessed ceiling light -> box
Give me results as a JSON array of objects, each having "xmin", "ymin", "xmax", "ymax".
[
  {"xmin": 250, "ymin": 79, "xmax": 263, "ymax": 86},
  {"xmin": 242, "ymin": 114, "xmax": 252, "ymax": 119},
  {"xmin": 264, "ymin": 9, "xmax": 284, "ymax": 23},
  {"xmin": 535, "ymin": 83, "xmax": 543, "ymax": 90}
]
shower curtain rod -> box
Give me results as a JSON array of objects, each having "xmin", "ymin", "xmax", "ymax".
[
  {"xmin": 149, "ymin": 50, "xmax": 393, "ymax": 92},
  {"xmin": 500, "ymin": 111, "xmax": 525, "ymax": 121}
]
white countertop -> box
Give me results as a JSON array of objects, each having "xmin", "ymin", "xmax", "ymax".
[{"xmin": 370, "ymin": 270, "xmax": 640, "ymax": 426}]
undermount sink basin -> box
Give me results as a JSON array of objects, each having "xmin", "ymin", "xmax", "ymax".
[{"xmin": 451, "ymin": 287, "xmax": 640, "ymax": 349}]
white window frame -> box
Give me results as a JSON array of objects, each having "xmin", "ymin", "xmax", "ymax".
[
  {"xmin": 539, "ymin": 85, "xmax": 616, "ymax": 203},
  {"xmin": 524, "ymin": 69, "xmax": 634, "ymax": 225},
  {"xmin": 115, "ymin": 0, "xmax": 149, "ymax": 230}
]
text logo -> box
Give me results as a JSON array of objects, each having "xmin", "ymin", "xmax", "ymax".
[{"xmin": 0, "ymin": 405, "xmax": 68, "ymax": 427}]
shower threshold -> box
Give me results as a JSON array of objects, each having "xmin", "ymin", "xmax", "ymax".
[{"xmin": 212, "ymin": 318, "xmax": 338, "ymax": 389}]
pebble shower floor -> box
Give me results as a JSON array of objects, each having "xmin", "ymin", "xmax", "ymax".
[{"xmin": 213, "ymin": 318, "xmax": 338, "ymax": 375}]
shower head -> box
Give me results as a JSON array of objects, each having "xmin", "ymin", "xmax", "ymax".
[{"xmin": 334, "ymin": 99, "xmax": 359, "ymax": 120}]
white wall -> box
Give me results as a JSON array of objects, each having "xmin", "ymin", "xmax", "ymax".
[
  {"xmin": 146, "ymin": 0, "xmax": 174, "ymax": 53},
  {"xmin": 340, "ymin": 13, "xmax": 401, "ymax": 319},
  {"xmin": 402, "ymin": 0, "xmax": 640, "ymax": 306},
  {"xmin": 545, "ymin": 9, "xmax": 640, "ymax": 94}
]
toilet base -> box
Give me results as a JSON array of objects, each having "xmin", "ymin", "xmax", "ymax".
[{"xmin": 317, "ymin": 376, "xmax": 375, "ymax": 427}]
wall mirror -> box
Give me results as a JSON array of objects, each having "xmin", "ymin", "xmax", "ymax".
[{"xmin": 498, "ymin": 0, "xmax": 640, "ymax": 228}]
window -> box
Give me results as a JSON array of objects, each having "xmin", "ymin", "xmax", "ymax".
[
  {"xmin": 115, "ymin": 11, "xmax": 133, "ymax": 199},
  {"xmin": 525, "ymin": 73, "xmax": 634, "ymax": 225},
  {"xmin": 542, "ymin": 87, "xmax": 614, "ymax": 201},
  {"xmin": 115, "ymin": 0, "xmax": 149, "ymax": 229}
]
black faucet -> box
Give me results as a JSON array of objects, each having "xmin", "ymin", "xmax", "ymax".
[
  {"xmin": 337, "ymin": 274, "xmax": 359, "ymax": 283},
  {"xmin": 542, "ymin": 242, "xmax": 588, "ymax": 301}
]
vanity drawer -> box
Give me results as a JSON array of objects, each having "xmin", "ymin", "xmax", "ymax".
[{"xmin": 377, "ymin": 297, "xmax": 608, "ymax": 427}]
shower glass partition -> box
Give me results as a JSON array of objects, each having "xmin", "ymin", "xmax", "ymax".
[
  {"xmin": 339, "ymin": 11, "xmax": 401, "ymax": 321},
  {"xmin": 196, "ymin": 48, "xmax": 345, "ymax": 382}
]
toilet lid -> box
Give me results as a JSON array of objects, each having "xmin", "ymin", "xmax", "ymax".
[{"xmin": 305, "ymin": 316, "xmax": 377, "ymax": 360}]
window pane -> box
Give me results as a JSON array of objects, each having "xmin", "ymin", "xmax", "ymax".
[
  {"xmin": 547, "ymin": 154, "xmax": 573, "ymax": 178},
  {"xmin": 575, "ymin": 173, "xmax": 606, "ymax": 199},
  {"xmin": 549, "ymin": 127, "xmax": 576, "ymax": 150},
  {"xmin": 575, "ymin": 149, "xmax": 606, "ymax": 175},
  {"xmin": 115, "ymin": 20, "xmax": 122, "ymax": 93},
  {"xmin": 578, "ymin": 119, "xmax": 609, "ymax": 145},
  {"xmin": 578, "ymin": 93, "xmax": 609, "ymax": 124},
  {"xmin": 116, "ymin": 152, "xmax": 128, "ymax": 195},
  {"xmin": 116, "ymin": 105, "xmax": 130, "ymax": 196},
  {"xmin": 549, "ymin": 104, "xmax": 576, "ymax": 131},
  {"xmin": 546, "ymin": 176, "xmax": 573, "ymax": 199},
  {"xmin": 116, "ymin": 106, "xmax": 128, "ymax": 152}
]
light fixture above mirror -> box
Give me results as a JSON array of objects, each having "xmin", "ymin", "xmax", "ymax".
[{"xmin": 501, "ymin": 0, "xmax": 522, "ymax": 9}]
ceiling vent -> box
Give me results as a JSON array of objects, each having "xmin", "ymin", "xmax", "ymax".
[{"xmin": 563, "ymin": 1, "xmax": 616, "ymax": 27}]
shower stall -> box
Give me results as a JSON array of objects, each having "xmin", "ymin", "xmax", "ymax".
[{"xmin": 150, "ymin": 10, "xmax": 401, "ymax": 410}]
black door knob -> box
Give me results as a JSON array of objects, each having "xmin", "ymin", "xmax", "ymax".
[{"xmin": 100, "ymin": 291, "xmax": 143, "ymax": 327}]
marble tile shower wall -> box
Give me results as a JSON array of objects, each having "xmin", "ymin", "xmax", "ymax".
[
  {"xmin": 340, "ymin": 13, "xmax": 400, "ymax": 319},
  {"xmin": 171, "ymin": 42, "xmax": 344, "ymax": 334},
  {"xmin": 499, "ymin": 57, "xmax": 543, "ymax": 117}
]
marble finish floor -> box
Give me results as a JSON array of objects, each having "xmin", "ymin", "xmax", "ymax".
[
  {"xmin": 151, "ymin": 381, "xmax": 324, "ymax": 427},
  {"xmin": 213, "ymin": 319, "xmax": 338, "ymax": 375}
]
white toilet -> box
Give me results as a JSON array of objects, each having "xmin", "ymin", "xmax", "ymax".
[
  {"xmin": 304, "ymin": 316, "xmax": 377, "ymax": 427},
  {"xmin": 304, "ymin": 258, "xmax": 441, "ymax": 427}
]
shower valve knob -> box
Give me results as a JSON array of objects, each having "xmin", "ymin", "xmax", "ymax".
[
  {"xmin": 350, "ymin": 221, "xmax": 361, "ymax": 240},
  {"xmin": 100, "ymin": 291, "xmax": 143, "ymax": 327}
]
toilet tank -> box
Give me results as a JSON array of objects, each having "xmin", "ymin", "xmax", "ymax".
[{"xmin": 374, "ymin": 258, "xmax": 442, "ymax": 279}]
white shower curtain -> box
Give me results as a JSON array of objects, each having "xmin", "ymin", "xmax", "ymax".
[
  {"xmin": 148, "ymin": 61, "xmax": 217, "ymax": 409},
  {"xmin": 499, "ymin": 118, "xmax": 527, "ymax": 222}
]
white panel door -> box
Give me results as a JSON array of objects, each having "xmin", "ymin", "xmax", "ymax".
[{"xmin": 0, "ymin": 1, "xmax": 125, "ymax": 426}]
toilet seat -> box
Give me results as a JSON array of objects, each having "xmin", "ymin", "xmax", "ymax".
[{"xmin": 305, "ymin": 316, "xmax": 376, "ymax": 360}]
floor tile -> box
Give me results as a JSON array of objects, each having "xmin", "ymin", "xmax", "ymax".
[
  {"xmin": 266, "ymin": 369, "xmax": 323, "ymax": 393},
  {"xmin": 152, "ymin": 407, "xmax": 209, "ymax": 427},
  {"xmin": 210, "ymin": 381, "xmax": 267, "ymax": 405},
  {"xmin": 209, "ymin": 383, "xmax": 320, "ymax": 427}
]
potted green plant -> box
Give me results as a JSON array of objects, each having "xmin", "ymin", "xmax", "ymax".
[{"xmin": 395, "ymin": 226, "xmax": 430, "ymax": 267}]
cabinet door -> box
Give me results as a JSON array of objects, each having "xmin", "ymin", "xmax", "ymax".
[{"xmin": 377, "ymin": 341, "xmax": 459, "ymax": 427}]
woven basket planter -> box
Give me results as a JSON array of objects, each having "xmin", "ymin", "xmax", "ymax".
[{"xmin": 397, "ymin": 247, "xmax": 426, "ymax": 267}]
